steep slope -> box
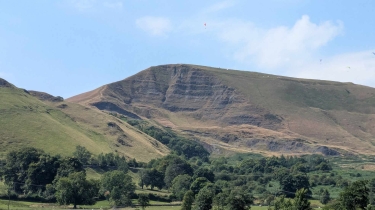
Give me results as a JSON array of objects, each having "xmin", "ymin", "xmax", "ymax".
[
  {"xmin": 68, "ymin": 64, "xmax": 375, "ymax": 156},
  {"xmin": 0, "ymin": 79, "xmax": 169, "ymax": 161}
]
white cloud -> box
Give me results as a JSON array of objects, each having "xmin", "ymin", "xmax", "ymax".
[
  {"xmin": 289, "ymin": 50, "xmax": 375, "ymax": 87},
  {"xmin": 68, "ymin": 0, "xmax": 96, "ymax": 11},
  {"xmin": 216, "ymin": 15, "xmax": 344, "ymax": 69},
  {"xmin": 205, "ymin": 1, "xmax": 235, "ymax": 13},
  {"xmin": 136, "ymin": 17, "xmax": 172, "ymax": 36}
]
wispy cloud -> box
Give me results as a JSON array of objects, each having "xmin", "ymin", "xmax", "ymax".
[
  {"xmin": 289, "ymin": 50, "xmax": 375, "ymax": 87},
  {"xmin": 216, "ymin": 15, "xmax": 344, "ymax": 69},
  {"xmin": 136, "ymin": 17, "xmax": 172, "ymax": 36},
  {"xmin": 68, "ymin": 0, "xmax": 96, "ymax": 11},
  {"xmin": 204, "ymin": 1, "xmax": 235, "ymax": 13}
]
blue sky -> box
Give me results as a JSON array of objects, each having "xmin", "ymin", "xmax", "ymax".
[{"xmin": 1, "ymin": 0, "xmax": 374, "ymax": 98}]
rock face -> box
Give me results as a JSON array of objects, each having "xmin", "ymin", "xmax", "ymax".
[
  {"xmin": 0, "ymin": 78, "xmax": 14, "ymax": 88},
  {"xmin": 73, "ymin": 65, "xmax": 283, "ymax": 129},
  {"xmin": 29, "ymin": 91, "xmax": 64, "ymax": 102},
  {"xmin": 68, "ymin": 64, "xmax": 375, "ymax": 156}
]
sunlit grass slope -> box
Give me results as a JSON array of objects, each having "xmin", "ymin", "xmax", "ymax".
[{"xmin": 0, "ymin": 83, "xmax": 169, "ymax": 161}]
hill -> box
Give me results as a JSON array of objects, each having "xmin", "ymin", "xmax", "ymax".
[
  {"xmin": 68, "ymin": 64, "xmax": 375, "ymax": 156},
  {"xmin": 0, "ymin": 79, "xmax": 169, "ymax": 161}
]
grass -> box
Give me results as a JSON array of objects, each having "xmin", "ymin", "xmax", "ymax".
[
  {"xmin": 0, "ymin": 86, "xmax": 169, "ymax": 162},
  {"xmin": 67, "ymin": 64, "xmax": 375, "ymax": 157},
  {"xmin": 0, "ymin": 199, "xmax": 326, "ymax": 210}
]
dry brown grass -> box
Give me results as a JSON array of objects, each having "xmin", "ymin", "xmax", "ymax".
[{"xmin": 66, "ymin": 64, "xmax": 375, "ymax": 156}]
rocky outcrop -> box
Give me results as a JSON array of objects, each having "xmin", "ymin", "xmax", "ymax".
[
  {"xmin": 98, "ymin": 64, "xmax": 283, "ymax": 129},
  {"xmin": 0, "ymin": 78, "xmax": 14, "ymax": 88},
  {"xmin": 68, "ymin": 64, "xmax": 375, "ymax": 156},
  {"xmin": 29, "ymin": 91, "xmax": 64, "ymax": 102}
]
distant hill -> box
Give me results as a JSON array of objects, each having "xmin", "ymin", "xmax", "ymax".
[
  {"xmin": 68, "ymin": 64, "xmax": 375, "ymax": 156},
  {"xmin": 0, "ymin": 79, "xmax": 169, "ymax": 161}
]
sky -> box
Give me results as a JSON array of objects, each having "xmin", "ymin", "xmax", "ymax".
[{"xmin": 1, "ymin": 0, "xmax": 375, "ymax": 98}]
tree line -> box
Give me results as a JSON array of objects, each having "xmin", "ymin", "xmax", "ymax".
[
  {"xmin": 0, "ymin": 147, "xmax": 144, "ymax": 209},
  {"xmin": 2, "ymin": 143, "xmax": 375, "ymax": 209}
]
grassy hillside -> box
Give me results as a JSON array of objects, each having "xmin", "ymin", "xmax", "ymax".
[
  {"xmin": 68, "ymin": 64, "xmax": 375, "ymax": 156},
  {"xmin": 0, "ymin": 82, "xmax": 169, "ymax": 161}
]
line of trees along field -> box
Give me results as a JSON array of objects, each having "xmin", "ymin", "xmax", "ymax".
[{"xmin": 1, "ymin": 139, "xmax": 375, "ymax": 209}]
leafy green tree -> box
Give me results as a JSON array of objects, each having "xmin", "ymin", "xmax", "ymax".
[
  {"xmin": 171, "ymin": 174, "xmax": 193, "ymax": 200},
  {"xmin": 319, "ymin": 188, "xmax": 331, "ymax": 205},
  {"xmin": 368, "ymin": 178, "xmax": 375, "ymax": 205},
  {"xmin": 280, "ymin": 173, "xmax": 310, "ymax": 198},
  {"xmin": 194, "ymin": 186, "xmax": 214, "ymax": 210},
  {"xmin": 181, "ymin": 190, "xmax": 195, "ymax": 210},
  {"xmin": 3, "ymin": 147, "xmax": 44, "ymax": 192},
  {"xmin": 116, "ymin": 155, "xmax": 129, "ymax": 173},
  {"xmin": 138, "ymin": 169, "xmax": 147, "ymax": 189},
  {"xmin": 190, "ymin": 177, "xmax": 210, "ymax": 195},
  {"xmin": 294, "ymin": 188, "xmax": 312, "ymax": 210},
  {"xmin": 55, "ymin": 171, "xmax": 99, "ymax": 209},
  {"xmin": 138, "ymin": 193, "xmax": 150, "ymax": 210},
  {"xmin": 213, "ymin": 192, "xmax": 228, "ymax": 210},
  {"xmin": 25, "ymin": 154, "xmax": 60, "ymax": 193},
  {"xmin": 164, "ymin": 157, "xmax": 193, "ymax": 188},
  {"xmin": 100, "ymin": 170, "xmax": 135, "ymax": 207},
  {"xmin": 366, "ymin": 204, "xmax": 375, "ymax": 210},
  {"xmin": 339, "ymin": 180, "xmax": 369, "ymax": 210},
  {"xmin": 193, "ymin": 168, "xmax": 215, "ymax": 182},
  {"xmin": 73, "ymin": 145, "xmax": 92, "ymax": 165},
  {"xmin": 274, "ymin": 196, "xmax": 293, "ymax": 210},
  {"xmin": 56, "ymin": 157, "xmax": 84, "ymax": 178},
  {"xmin": 144, "ymin": 169, "xmax": 164, "ymax": 190},
  {"xmin": 226, "ymin": 190, "xmax": 253, "ymax": 210}
]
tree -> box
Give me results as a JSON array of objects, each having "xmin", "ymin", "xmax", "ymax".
[
  {"xmin": 294, "ymin": 188, "xmax": 312, "ymax": 210},
  {"xmin": 339, "ymin": 180, "xmax": 369, "ymax": 210},
  {"xmin": 73, "ymin": 145, "xmax": 91, "ymax": 165},
  {"xmin": 3, "ymin": 147, "xmax": 44, "ymax": 192},
  {"xmin": 194, "ymin": 187, "xmax": 214, "ymax": 210},
  {"xmin": 190, "ymin": 177, "xmax": 210, "ymax": 195},
  {"xmin": 280, "ymin": 173, "xmax": 310, "ymax": 198},
  {"xmin": 193, "ymin": 168, "xmax": 215, "ymax": 183},
  {"xmin": 319, "ymin": 188, "xmax": 331, "ymax": 205},
  {"xmin": 144, "ymin": 169, "xmax": 164, "ymax": 190},
  {"xmin": 213, "ymin": 192, "xmax": 228, "ymax": 210},
  {"xmin": 368, "ymin": 178, "xmax": 375, "ymax": 205},
  {"xmin": 138, "ymin": 193, "xmax": 150, "ymax": 210},
  {"xmin": 181, "ymin": 190, "xmax": 195, "ymax": 210},
  {"xmin": 164, "ymin": 157, "xmax": 193, "ymax": 188},
  {"xmin": 274, "ymin": 196, "xmax": 293, "ymax": 210},
  {"xmin": 56, "ymin": 157, "xmax": 84, "ymax": 178},
  {"xmin": 138, "ymin": 169, "xmax": 147, "ymax": 189},
  {"xmin": 55, "ymin": 171, "xmax": 99, "ymax": 209},
  {"xmin": 171, "ymin": 174, "xmax": 193, "ymax": 200},
  {"xmin": 100, "ymin": 170, "xmax": 135, "ymax": 207},
  {"xmin": 25, "ymin": 154, "xmax": 60, "ymax": 193},
  {"xmin": 226, "ymin": 190, "xmax": 253, "ymax": 210}
]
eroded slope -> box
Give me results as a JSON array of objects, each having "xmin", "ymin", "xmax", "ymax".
[{"xmin": 68, "ymin": 64, "xmax": 375, "ymax": 155}]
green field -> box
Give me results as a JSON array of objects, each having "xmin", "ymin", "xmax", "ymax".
[{"xmin": 0, "ymin": 199, "xmax": 326, "ymax": 210}]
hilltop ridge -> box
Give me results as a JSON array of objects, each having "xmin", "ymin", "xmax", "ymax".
[
  {"xmin": 0, "ymin": 80, "xmax": 169, "ymax": 160},
  {"xmin": 68, "ymin": 64, "xmax": 375, "ymax": 156}
]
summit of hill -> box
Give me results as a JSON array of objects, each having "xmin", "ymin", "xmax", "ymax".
[{"xmin": 68, "ymin": 64, "xmax": 375, "ymax": 156}]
